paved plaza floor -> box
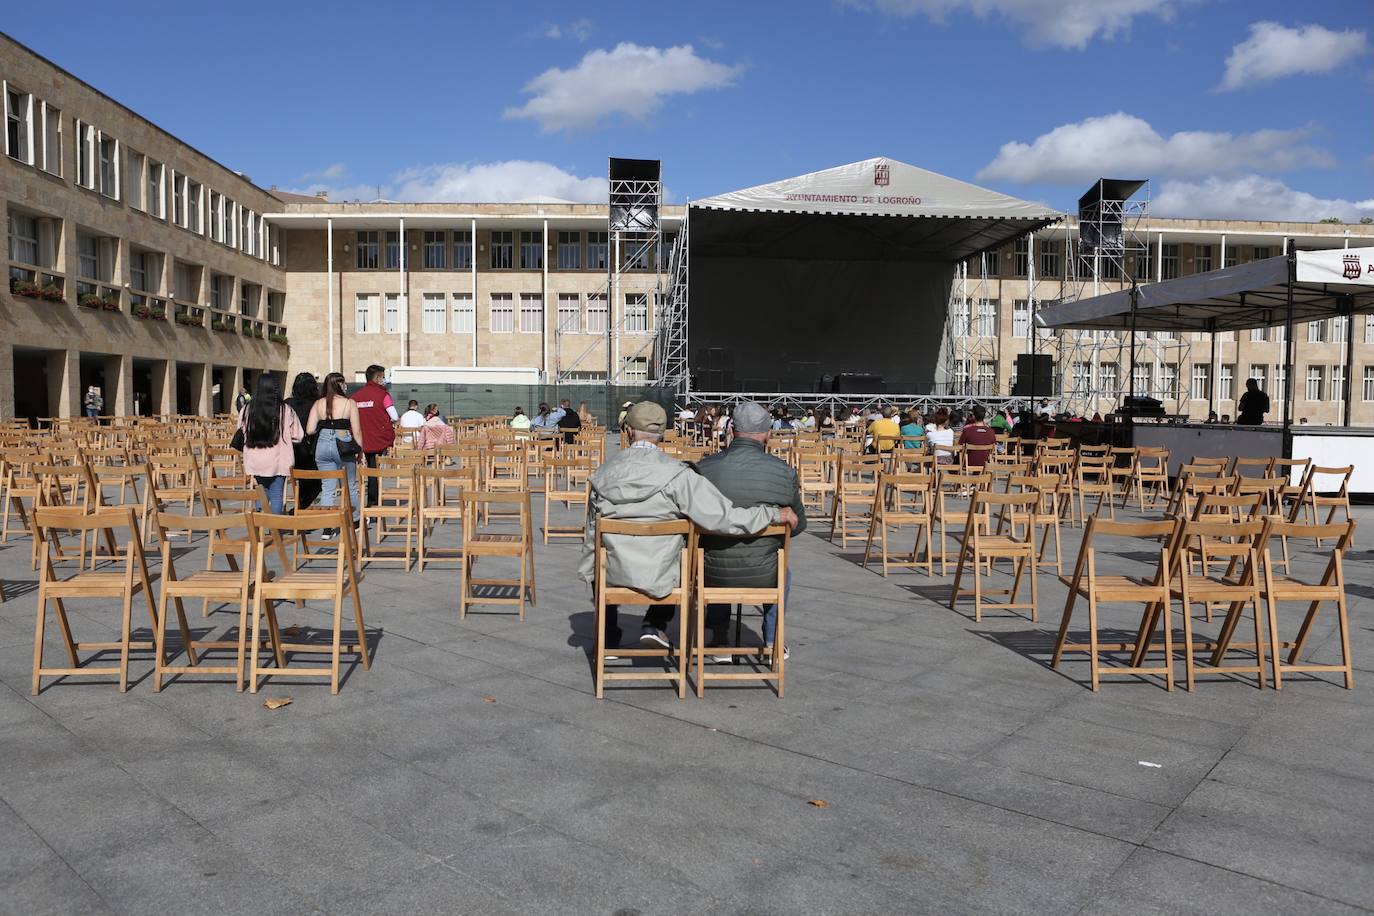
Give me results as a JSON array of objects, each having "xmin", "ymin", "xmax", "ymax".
[{"xmin": 1, "ymin": 488, "xmax": 1371, "ymax": 915}]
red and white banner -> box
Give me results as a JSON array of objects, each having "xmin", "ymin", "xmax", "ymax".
[{"xmin": 1296, "ymin": 246, "xmax": 1374, "ymax": 285}]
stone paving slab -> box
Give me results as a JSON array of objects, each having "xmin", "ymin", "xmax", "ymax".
[{"xmin": 1, "ymin": 489, "xmax": 1371, "ymax": 915}]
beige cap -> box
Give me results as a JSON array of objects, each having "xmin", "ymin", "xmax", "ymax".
[{"xmin": 624, "ymin": 401, "xmax": 667, "ymax": 433}]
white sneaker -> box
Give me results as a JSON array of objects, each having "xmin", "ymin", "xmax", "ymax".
[{"xmin": 639, "ymin": 627, "xmax": 670, "ymax": 649}]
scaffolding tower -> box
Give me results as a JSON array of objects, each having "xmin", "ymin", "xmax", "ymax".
[{"xmin": 556, "ymin": 158, "xmax": 664, "ymax": 385}]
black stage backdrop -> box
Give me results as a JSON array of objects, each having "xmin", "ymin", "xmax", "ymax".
[{"xmin": 688, "ymin": 256, "xmax": 955, "ymax": 393}]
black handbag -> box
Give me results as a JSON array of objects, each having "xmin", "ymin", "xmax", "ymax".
[
  {"xmin": 230, "ymin": 427, "xmax": 245, "ymax": 452},
  {"xmin": 336, "ymin": 434, "xmax": 362, "ymax": 460}
]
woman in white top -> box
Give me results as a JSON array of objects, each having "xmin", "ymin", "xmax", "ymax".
[{"xmin": 926, "ymin": 407, "xmax": 955, "ymax": 463}]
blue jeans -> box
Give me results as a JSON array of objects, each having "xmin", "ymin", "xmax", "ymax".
[
  {"xmin": 254, "ymin": 475, "xmax": 286, "ymax": 514},
  {"xmin": 314, "ymin": 428, "xmax": 359, "ymax": 521},
  {"xmin": 706, "ymin": 569, "xmax": 792, "ymax": 647}
]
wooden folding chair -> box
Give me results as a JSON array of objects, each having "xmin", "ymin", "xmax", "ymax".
[
  {"xmin": 1052, "ymin": 517, "xmax": 1179, "ymax": 691},
  {"xmin": 415, "ymin": 466, "xmax": 475, "ymax": 570},
  {"xmin": 289, "ymin": 468, "xmax": 357, "ymax": 565},
  {"xmin": 1108, "ymin": 447, "xmax": 1138, "ymax": 507},
  {"xmin": 1001, "ymin": 473, "xmax": 1063, "ymax": 574},
  {"xmin": 1167, "ymin": 516, "xmax": 1268, "ymax": 691},
  {"xmin": 690, "ymin": 524, "xmax": 788, "ymax": 697},
  {"xmin": 1074, "ymin": 455, "xmax": 1116, "ymax": 527},
  {"xmin": 357, "ymin": 466, "xmax": 417, "ymax": 568},
  {"xmin": 543, "ymin": 454, "xmax": 592, "ymax": 543},
  {"xmin": 828, "ymin": 453, "xmax": 882, "ymax": 548},
  {"xmin": 593, "ymin": 518, "xmax": 693, "ymax": 699},
  {"xmin": 1, "ymin": 448, "xmax": 45, "ymax": 545},
  {"xmin": 459, "ymin": 491, "xmax": 535, "ymax": 619},
  {"xmin": 1257, "ymin": 518, "xmax": 1356, "ymax": 690},
  {"xmin": 202, "ymin": 485, "xmax": 299, "ymax": 615},
  {"xmin": 153, "ymin": 511, "xmax": 256, "ymax": 691},
  {"xmin": 862, "ymin": 472, "xmax": 934, "ymax": 577},
  {"xmin": 31, "ymin": 507, "xmax": 157, "ymax": 694},
  {"xmin": 797, "ymin": 451, "xmax": 837, "ymax": 520},
  {"xmin": 1132, "ymin": 447, "xmax": 1170, "ymax": 511},
  {"xmin": 931, "ymin": 471, "xmax": 989, "ymax": 575},
  {"xmin": 248, "ymin": 510, "xmax": 369, "ymax": 695},
  {"xmin": 949, "ymin": 491, "xmax": 1040, "ymax": 622},
  {"xmin": 1301, "ymin": 465, "xmax": 1354, "ymax": 537}
]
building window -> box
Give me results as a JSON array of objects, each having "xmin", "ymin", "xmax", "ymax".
[
  {"xmin": 1219, "ymin": 363, "xmax": 1234, "ymax": 401},
  {"xmin": 1013, "ymin": 238, "xmax": 1029, "ymax": 278},
  {"xmin": 129, "ymin": 249, "xmax": 149, "ymax": 293},
  {"xmin": 211, "ymin": 273, "xmax": 236, "ymax": 311},
  {"xmin": 1251, "ymin": 326, "xmax": 1268, "ymax": 343},
  {"xmin": 1195, "ymin": 244, "xmax": 1213, "ymax": 273},
  {"xmin": 452, "ymin": 231, "xmax": 472, "ymax": 270},
  {"xmin": 1274, "ymin": 364, "xmax": 1287, "ymax": 403},
  {"xmin": 1135, "ymin": 244, "xmax": 1153, "ymax": 281},
  {"xmin": 1098, "ymin": 361, "xmax": 1118, "ymax": 396},
  {"xmin": 1274, "ymin": 323, "xmax": 1285, "ymax": 345},
  {"xmin": 384, "ymin": 294, "xmax": 402, "ymax": 334},
  {"xmin": 173, "ymin": 261, "xmax": 199, "ymax": 302},
  {"xmin": 451, "ymin": 294, "xmax": 474, "ymax": 333},
  {"xmin": 128, "ymin": 152, "xmax": 147, "ymax": 211},
  {"xmin": 1191, "ymin": 364, "xmax": 1210, "ymax": 400},
  {"xmin": 1332, "ymin": 315, "xmax": 1348, "ymax": 344},
  {"xmin": 489, "ymin": 231, "xmax": 513, "ymax": 269},
  {"xmin": 8, "ymin": 212, "xmax": 38, "ymax": 265},
  {"xmin": 1160, "ymin": 244, "xmax": 1179, "ymax": 280},
  {"xmin": 1038, "ymin": 241, "xmax": 1061, "ymax": 279},
  {"xmin": 6, "ymin": 87, "xmax": 32, "ymax": 164},
  {"xmin": 955, "ymin": 359, "xmax": 971, "ymax": 392},
  {"xmin": 1364, "ymin": 366, "xmax": 1374, "ymax": 402},
  {"xmin": 1332, "ymin": 365, "xmax": 1346, "ymax": 403},
  {"xmin": 423, "ymin": 231, "xmax": 446, "ymax": 269},
  {"xmin": 623, "ymin": 356, "xmax": 649, "ymax": 383},
  {"xmin": 557, "ymin": 231, "xmax": 581, "ymax": 270},
  {"xmin": 1253, "ymin": 246, "xmax": 1272, "ymax": 261},
  {"xmin": 588, "ymin": 232, "xmax": 609, "ymax": 270},
  {"xmin": 242, "ymin": 210, "xmax": 257, "ymax": 256},
  {"xmin": 975, "ymin": 299, "xmax": 997, "ymax": 337},
  {"xmin": 625, "ymin": 294, "xmax": 649, "ymax": 333},
  {"xmin": 623, "ymin": 242, "xmax": 650, "ymax": 270},
  {"xmin": 1308, "ymin": 320, "xmax": 1326, "ymax": 343},
  {"xmin": 520, "ymin": 231, "xmax": 542, "ymax": 270},
  {"xmin": 1305, "ymin": 365, "xmax": 1323, "ymax": 401},
  {"xmin": 76, "ymin": 121, "xmax": 96, "ymax": 189},
  {"xmin": 240, "ymin": 282, "xmax": 260, "ymax": 316},
  {"xmin": 146, "ymin": 161, "xmax": 164, "ymax": 218},
  {"xmin": 207, "ymin": 191, "xmax": 222, "ymax": 242},
  {"xmin": 385, "ymin": 231, "xmax": 400, "ymax": 270},
  {"xmin": 557, "ymin": 293, "xmax": 581, "ymax": 332},
  {"xmin": 1223, "ymin": 246, "xmax": 1240, "ymax": 268},
  {"xmin": 976, "ymin": 360, "xmax": 997, "ymax": 396},
  {"xmin": 355, "ymin": 231, "xmax": 379, "ymax": 269},
  {"xmin": 1366, "ymin": 315, "xmax": 1374, "ymax": 344},
  {"xmin": 980, "ymin": 250, "xmax": 998, "ymax": 279},
  {"xmin": 422, "ymin": 293, "xmax": 445, "ymax": 333},
  {"xmin": 587, "ymin": 293, "xmax": 608, "ymax": 332},
  {"xmin": 1012, "ymin": 299, "xmax": 1030, "ymax": 338},
  {"xmin": 659, "ymin": 234, "xmax": 677, "ymax": 270},
  {"xmin": 1133, "ymin": 362, "xmax": 1153, "ymax": 396},
  {"xmin": 519, "ymin": 293, "xmax": 543, "ymax": 333},
  {"xmin": 1248, "ymin": 364, "xmax": 1267, "ymax": 390},
  {"xmin": 1071, "ymin": 360, "xmax": 1090, "ymax": 394},
  {"xmin": 951, "ymin": 299, "xmax": 970, "ymax": 337},
  {"xmin": 98, "ymin": 134, "xmax": 119, "ymax": 199},
  {"xmin": 186, "ymin": 181, "xmax": 202, "ymax": 232},
  {"xmin": 490, "ymin": 293, "xmax": 514, "ymax": 332},
  {"xmin": 355, "ymin": 293, "xmax": 377, "ymax": 333}
]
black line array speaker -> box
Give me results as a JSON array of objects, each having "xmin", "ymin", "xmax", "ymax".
[{"xmin": 1013, "ymin": 354, "xmax": 1053, "ymax": 397}]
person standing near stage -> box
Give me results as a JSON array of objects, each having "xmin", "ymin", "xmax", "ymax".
[
  {"xmin": 958, "ymin": 405, "xmax": 998, "ymax": 469},
  {"xmin": 1237, "ymin": 377, "xmax": 1270, "ymax": 425},
  {"xmin": 351, "ymin": 364, "xmax": 396, "ymax": 506}
]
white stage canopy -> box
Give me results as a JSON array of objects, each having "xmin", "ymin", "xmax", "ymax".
[
  {"xmin": 1036, "ymin": 247, "xmax": 1374, "ymax": 333},
  {"xmin": 688, "ymin": 157, "xmax": 1061, "ymax": 262}
]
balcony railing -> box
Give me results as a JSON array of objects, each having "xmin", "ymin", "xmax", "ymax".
[
  {"xmin": 209, "ymin": 309, "xmax": 238, "ymax": 334},
  {"xmin": 174, "ymin": 301, "xmax": 204, "ymax": 328},
  {"xmin": 9, "ymin": 264, "xmax": 67, "ymax": 303},
  {"xmin": 77, "ymin": 282, "xmax": 122, "ymax": 312},
  {"xmin": 266, "ymin": 322, "xmax": 289, "ymax": 346}
]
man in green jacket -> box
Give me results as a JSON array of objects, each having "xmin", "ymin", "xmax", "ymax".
[
  {"xmin": 580, "ymin": 401, "xmax": 799, "ymax": 649},
  {"xmin": 696, "ymin": 402, "xmax": 805, "ymax": 659}
]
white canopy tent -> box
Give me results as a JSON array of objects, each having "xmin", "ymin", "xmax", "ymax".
[
  {"xmin": 682, "ymin": 157, "xmax": 1060, "ymax": 392},
  {"xmin": 1036, "ymin": 247, "xmax": 1374, "ymax": 428}
]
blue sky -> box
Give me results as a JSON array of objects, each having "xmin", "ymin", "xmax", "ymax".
[{"xmin": 6, "ymin": 0, "xmax": 1371, "ymax": 220}]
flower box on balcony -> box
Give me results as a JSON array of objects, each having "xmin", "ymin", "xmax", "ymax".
[
  {"xmin": 12, "ymin": 279, "xmax": 65, "ymax": 302},
  {"xmin": 268, "ymin": 332, "xmax": 289, "ymax": 345},
  {"xmin": 79, "ymin": 293, "xmax": 122, "ymax": 311},
  {"xmin": 175, "ymin": 313, "xmax": 203, "ymax": 328},
  {"xmin": 210, "ymin": 318, "xmax": 236, "ymax": 333},
  {"xmin": 132, "ymin": 303, "xmax": 167, "ymax": 321}
]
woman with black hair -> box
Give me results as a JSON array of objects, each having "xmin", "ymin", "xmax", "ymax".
[
  {"xmin": 307, "ymin": 372, "xmax": 365, "ymax": 524},
  {"xmin": 239, "ymin": 373, "xmax": 303, "ymax": 514},
  {"xmin": 286, "ymin": 373, "xmax": 321, "ymax": 510}
]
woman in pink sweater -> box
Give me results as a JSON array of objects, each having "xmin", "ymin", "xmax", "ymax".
[{"xmin": 239, "ymin": 374, "xmax": 303, "ymax": 513}]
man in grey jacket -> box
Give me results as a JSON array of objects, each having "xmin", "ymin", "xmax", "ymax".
[
  {"xmin": 580, "ymin": 401, "xmax": 798, "ymax": 649},
  {"xmin": 697, "ymin": 402, "xmax": 804, "ymax": 658}
]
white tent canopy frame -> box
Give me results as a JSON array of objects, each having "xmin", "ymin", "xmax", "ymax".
[{"xmin": 1035, "ymin": 247, "xmax": 1374, "ymax": 428}]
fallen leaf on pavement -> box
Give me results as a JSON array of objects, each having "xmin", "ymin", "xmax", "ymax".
[
  {"xmin": 808, "ymin": 799, "xmax": 829, "ymax": 808},
  {"xmin": 263, "ymin": 697, "xmax": 293, "ymax": 710},
  {"xmin": 482, "ymin": 695, "xmax": 497, "ymax": 704}
]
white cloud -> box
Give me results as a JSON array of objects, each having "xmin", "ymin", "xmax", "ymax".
[
  {"xmin": 504, "ymin": 43, "xmax": 742, "ymax": 133},
  {"xmin": 544, "ymin": 18, "xmax": 593, "ymax": 41},
  {"xmin": 1152, "ymin": 174, "xmax": 1374, "ymax": 222},
  {"xmin": 1220, "ymin": 22, "xmax": 1368, "ymax": 90},
  {"xmin": 297, "ymin": 162, "xmax": 348, "ymax": 182},
  {"xmin": 280, "ymin": 160, "xmax": 606, "ymax": 203},
  {"xmin": 841, "ymin": 0, "xmax": 1185, "ymax": 50},
  {"xmin": 977, "ymin": 112, "xmax": 1334, "ymax": 185}
]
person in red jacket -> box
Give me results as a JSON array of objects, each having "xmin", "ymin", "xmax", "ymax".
[{"xmin": 351, "ymin": 364, "xmax": 397, "ymax": 506}]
